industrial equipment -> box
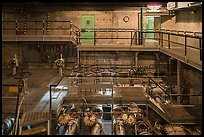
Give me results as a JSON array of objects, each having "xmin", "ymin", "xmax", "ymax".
[
  {"xmin": 83, "ymin": 107, "xmax": 103, "ymax": 135},
  {"xmin": 2, "ymin": 118, "xmax": 15, "ymax": 135},
  {"xmin": 8, "ymin": 54, "xmax": 19, "ymax": 76},
  {"xmin": 55, "ymin": 54, "xmax": 64, "ymax": 76},
  {"xmin": 57, "ymin": 107, "xmax": 81, "ymax": 135}
]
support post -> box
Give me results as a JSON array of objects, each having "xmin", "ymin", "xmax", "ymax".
[
  {"xmin": 200, "ymin": 38, "xmax": 202, "ymax": 60},
  {"xmin": 59, "ymin": 68, "xmax": 63, "ymax": 77},
  {"xmin": 43, "ymin": 21, "xmax": 45, "ymax": 35},
  {"xmin": 177, "ymin": 60, "xmax": 181, "ymax": 104},
  {"xmin": 16, "ymin": 21, "xmax": 18, "ymax": 35},
  {"xmin": 48, "ymin": 119, "xmax": 51, "ymax": 135},
  {"xmin": 168, "ymin": 33, "xmax": 170, "ymax": 49},
  {"xmin": 141, "ymin": 7, "xmax": 143, "ymax": 45},
  {"xmin": 77, "ymin": 51, "xmax": 80, "ymax": 65},
  {"xmin": 184, "ymin": 33, "xmax": 187, "ymax": 57},
  {"xmin": 70, "ymin": 21, "xmax": 72, "ymax": 36},
  {"xmin": 135, "ymin": 52, "xmax": 138, "ymax": 67}
]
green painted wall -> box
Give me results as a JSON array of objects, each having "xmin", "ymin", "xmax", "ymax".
[{"xmin": 146, "ymin": 16, "xmax": 154, "ymax": 39}]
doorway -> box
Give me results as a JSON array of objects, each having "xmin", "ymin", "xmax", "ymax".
[
  {"xmin": 81, "ymin": 15, "xmax": 95, "ymax": 44},
  {"xmin": 146, "ymin": 16, "xmax": 154, "ymax": 40}
]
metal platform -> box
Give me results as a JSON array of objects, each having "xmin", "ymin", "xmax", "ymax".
[
  {"xmin": 2, "ymin": 35, "xmax": 77, "ymax": 44},
  {"xmin": 20, "ymin": 111, "xmax": 49, "ymax": 127}
]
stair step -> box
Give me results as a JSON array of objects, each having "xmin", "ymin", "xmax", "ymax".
[
  {"xmin": 21, "ymin": 125, "xmax": 48, "ymax": 135},
  {"xmin": 21, "ymin": 112, "xmax": 49, "ymax": 127}
]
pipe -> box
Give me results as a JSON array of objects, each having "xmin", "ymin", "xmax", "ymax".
[
  {"xmin": 2, "ymin": 118, "xmax": 15, "ymax": 135},
  {"xmin": 91, "ymin": 119, "xmax": 102, "ymax": 135},
  {"xmin": 115, "ymin": 120, "xmax": 125, "ymax": 135},
  {"xmin": 65, "ymin": 119, "xmax": 78, "ymax": 135}
]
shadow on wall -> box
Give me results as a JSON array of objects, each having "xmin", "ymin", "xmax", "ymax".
[
  {"xmin": 161, "ymin": 15, "xmax": 174, "ymax": 24},
  {"xmin": 175, "ymin": 7, "xmax": 202, "ymax": 23}
]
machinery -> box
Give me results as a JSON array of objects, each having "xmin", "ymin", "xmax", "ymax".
[
  {"xmin": 11, "ymin": 69, "xmax": 31, "ymax": 135},
  {"xmin": 57, "ymin": 107, "xmax": 81, "ymax": 135},
  {"xmin": 112, "ymin": 103, "xmax": 154, "ymax": 135},
  {"xmin": 2, "ymin": 118, "xmax": 15, "ymax": 135},
  {"xmin": 83, "ymin": 107, "xmax": 103, "ymax": 135},
  {"xmin": 55, "ymin": 54, "xmax": 64, "ymax": 76},
  {"xmin": 8, "ymin": 54, "xmax": 19, "ymax": 76}
]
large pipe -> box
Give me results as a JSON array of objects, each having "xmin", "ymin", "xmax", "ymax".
[{"xmin": 2, "ymin": 118, "xmax": 15, "ymax": 135}]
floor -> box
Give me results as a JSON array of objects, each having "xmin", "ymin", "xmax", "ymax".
[{"xmin": 2, "ymin": 68, "xmax": 202, "ymax": 135}]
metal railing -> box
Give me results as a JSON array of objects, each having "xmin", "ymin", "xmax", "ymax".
[
  {"xmin": 2, "ymin": 21, "xmax": 202, "ymax": 62},
  {"xmin": 2, "ymin": 20, "xmax": 81, "ymax": 44}
]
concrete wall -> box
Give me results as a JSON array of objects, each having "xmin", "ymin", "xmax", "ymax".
[
  {"xmin": 182, "ymin": 64, "xmax": 202, "ymax": 104},
  {"xmin": 161, "ymin": 7, "xmax": 202, "ymax": 32},
  {"xmin": 161, "ymin": 7, "xmax": 202, "ymax": 48}
]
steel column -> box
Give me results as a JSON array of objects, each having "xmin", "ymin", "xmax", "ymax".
[{"xmin": 177, "ymin": 60, "xmax": 181, "ymax": 104}]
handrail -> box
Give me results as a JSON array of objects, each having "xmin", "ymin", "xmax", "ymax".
[
  {"xmin": 2, "ymin": 20, "xmax": 202, "ymax": 64},
  {"xmin": 49, "ymin": 76, "xmax": 65, "ymax": 111}
]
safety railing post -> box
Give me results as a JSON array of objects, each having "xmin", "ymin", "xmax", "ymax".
[
  {"xmin": 49, "ymin": 85, "xmax": 52, "ymax": 111},
  {"xmin": 94, "ymin": 30, "xmax": 96, "ymax": 45},
  {"xmin": 159, "ymin": 31, "xmax": 161, "ymax": 46},
  {"xmin": 16, "ymin": 21, "xmax": 18, "ymax": 35},
  {"xmin": 70, "ymin": 21, "xmax": 72, "ymax": 36},
  {"xmin": 130, "ymin": 31, "xmax": 132, "ymax": 46},
  {"xmin": 161, "ymin": 32, "xmax": 163, "ymax": 47},
  {"xmin": 184, "ymin": 32, "xmax": 187, "ymax": 57},
  {"xmin": 79, "ymin": 30, "xmax": 81, "ymax": 45},
  {"xmin": 168, "ymin": 33, "xmax": 170, "ymax": 49},
  {"xmin": 43, "ymin": 21, "xmax": 45, "ymax": 35},
  {"xmin": 135, "ymin": 30, "xmax": 137, "ymax": 45}
]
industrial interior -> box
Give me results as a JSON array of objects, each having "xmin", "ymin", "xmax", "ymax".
[{"xmin": 2, "ymin": 2, "xmax": 202, "ymax": 135}]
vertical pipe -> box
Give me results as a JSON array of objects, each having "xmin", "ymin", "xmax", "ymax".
[
  {"xmin": 138, "ymin": 13, "xmax": 140, "ymax": 45},
  {"xmin": 47, "ymin": 13, "xmax": 49, "ymax": 35},
  {"xmin": 141, "ymin": 7, "xmax": 143, "ymax": 45},
  {"xmin": 49, "ymin": 86, "xmax": 52, "ymax": 111},
  {"xmin": 135, "ymin": 52, "xmax": 138, "ymax": 67},
  {"xmin": 43, "ymin": 21, "xmax": 45, "ymax": 35},
  {"xmin": 59, "ymin": 68, "xmax": 63, "ymax": 77},
  {"xmin": 24, "ymin": 14, "xmax": 27, "ymax": 35},
  {"xmin": 79, "ymin": 30, "xmax": 81, "ymax": 45},
  {"xmin": 111, "ymin": 87, "xmax": 113, "ymax": 135},
  {"xmin": 94, "ymin": 31, "xmax": 96, "ymax": 45},
  {"xmin": 16, "ymin": 21, "xmax": 18, "ymax": 35},
  {"xmin": 184, "ymin": 33, "xmax": 187, "ymax": 57},
  {"xmin": 135, "ymin": 30, "xmax": 137, "ymax": 45},
  {"xmin": 131, "ymin": 31, "xmax": 132, "ymax": 46},
  {"xmin": 177, "ymin": 60, "xmax": 181, "ymax": 104},
  {"xmin": 70, "ymin": 21, "xmax": 72, "ymax": 36},
  {"xmin": 168, "ymin": 33, "xmax": 170, "ymax": 49},
  {"xmin": 199, "ymin": 38, "xmax": 202, "ymax": 60},
  {"xmin": 77, "ymin": 51, "xmax": 80, "ymax": 65},
  {"xmin": 48, "ymin": 119, "xmax": 51, "ymax": 135}
]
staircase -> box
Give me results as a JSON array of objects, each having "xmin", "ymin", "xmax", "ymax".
[
  {"xmin": 19, "ymin": 111, "xmax": 50, "ymax": 135},
  {"xmin": 147, "ymin": 97, "xmax": 202, "ymax": 124}
]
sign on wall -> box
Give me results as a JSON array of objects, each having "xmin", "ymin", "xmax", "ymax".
[{"xmin": 167, "ymin": 2, "xmax": 177, "ymax": 10}]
